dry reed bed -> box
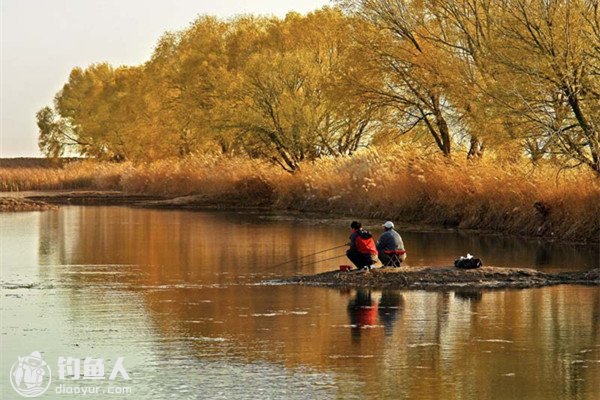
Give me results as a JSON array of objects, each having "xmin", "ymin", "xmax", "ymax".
[{"xmin": 1, "ymin": 148, "xmax": 598, "ymax": 242}]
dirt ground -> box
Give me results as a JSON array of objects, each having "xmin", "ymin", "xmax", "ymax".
[{"xmin": 280, "ymin": 266, "xmax": 600, "ymax": 290}]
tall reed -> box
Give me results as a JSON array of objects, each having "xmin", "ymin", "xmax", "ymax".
[{"xmin": 1, "ymin": 148, "xmax": 597, "ymax": 242}]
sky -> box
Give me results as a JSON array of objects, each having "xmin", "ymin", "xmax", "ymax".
[{"xmin": 0, "ymin": 0, "xmax": 331, "ymax": 158}]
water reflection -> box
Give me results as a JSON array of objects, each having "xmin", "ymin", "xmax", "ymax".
[
  {"xmin": 378, "ymin": 290, "xmax": 403, "ymax": 336},
  {"xmin": 347, "ymin": 290, "xmax": 377, "ymax": 341},
  {"xmin": 1, "ymin": 207, "xmax": 599, "ymax": 400},
  {"xmin": 453, "ymin": 290, "xmax": 483, "ymax": 302},
  {"xmin": 345, "ymin": 289, "xmax": 404, "ymax": 340},
  {"xmin": 32, "ymin": 207, "xmax": 599, "ymax": 274}
]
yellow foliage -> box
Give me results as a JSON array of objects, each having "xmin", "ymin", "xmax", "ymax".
[{"xmin": 35, "ymin": 3, "xmax": 599, "ymax": 175}]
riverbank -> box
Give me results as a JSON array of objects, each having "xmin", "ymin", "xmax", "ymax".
[
  {"xmin": 0, "ymin": 196, "xmax": 57, "ymax": 212},
  {"xmin": 23, "ymin": 191, "xmax": 165, "ymax": 206},
  {"xmin": 3, "ymin": 189, "xmax": 596, "ymax": 245},
  {"xmin": 1, "ymin": 150, "xmax": 598, "ymax": 243},
  {"xmin": 279, "ymin": 266, "xmax": 600, "ymax": 290}
]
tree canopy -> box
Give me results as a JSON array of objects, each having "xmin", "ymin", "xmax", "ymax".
[{"xmin": 38, "ymin": 3, "xmax": 600, "ymax": 174}]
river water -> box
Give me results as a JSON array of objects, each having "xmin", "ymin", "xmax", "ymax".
[{"xmin": 1, "ymin": 206, "xmax": 598, "ymax": 399}]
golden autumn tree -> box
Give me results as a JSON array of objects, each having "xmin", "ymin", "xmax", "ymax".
[
  {"xmin": 143, "ymin": 17, "xmax": 231, "ymax": 157},
  {"xmin": 219, "ymin": 9, "xmax": 382, "ymax": 171},
  {"xmin": 483, "ymin": 0, "xmax": 599, "ymax": 172},
  {"xmin": 41, "ymin": 64, "xmax": 155, "ymax": 160},
  {"xmin": 339, "ymin": 0, "xmax": 459, "ymax": 157},
  {"xmin": 52, "ymin": 64, "xmax": 125, "ymax": 160},
  {"xmin": 341, "ymin": 0, "xmax": 599, "ymax": 169},
  {"xmin": 36, "ymin": 3, "xmax": 598, "ymax": 173}
]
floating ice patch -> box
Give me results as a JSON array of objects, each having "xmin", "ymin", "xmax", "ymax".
[
  {"xmin": 251, "ymin": 280, "xmax": 290, "ymax": 286},
  {"xmin": 189, "ymin": 336, "xmax": 227, "ymax": 342},
  {"xmin": 135, "ymin": 283, "xmax": 232, "ymax": 290},
  {"xmin": 475, "ymin": 339, "xmax": 513, "ymax": 343},
  {"xmin": 408, "ymin": 343, "xmax": 439, "ymax": 348},
  {"xmin": 329, "ymin": 324, "xmax": 384, "ymax": 329},
  {"xmin": 328, "ymin": 355, "xmax": 374, "ymax": 359},
  {"xmin": 1, "ymin": 282, "xmax": 54, "ymax": 290},
  {"xmin": 2, "ymin": 282, "xmax": 37, "ymax": 289},
  {"xmin": 271, "ymin": 310, "xmax": 309, "ymax": 315},
  {"xmin": 185, "ymin": 300, "xmax": 213, "ymax": 305},
  {"xmin": 51, "ymin": 264, "xmax": 137, "ymax": 268},
  {"xmin": 251, "ymin": 310, "xmax": 308, "ymax": 317},
  {"xmin": 185, "ymin": 319, "xmax": 213, "ymax": 323},
  {"xmin": 61, "ymin": 271, "xmax": 129, "ymax": 275}
]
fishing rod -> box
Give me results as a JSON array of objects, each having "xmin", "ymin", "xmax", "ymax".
[
  {"xmin": 294, "ymin": 253, "xmax": 348, "ymax": 269},
  {"xmin": 266, "ymin": 244, "xmax": 347, "ymax": 270}
]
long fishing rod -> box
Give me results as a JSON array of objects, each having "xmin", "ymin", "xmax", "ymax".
[
  {"xmin": 266, "ymin": 244, "xmax": 347, "ymax": 270},
  {"xmin": 295, "ymin": 253, "xmax": 348, "ymax": 269}
]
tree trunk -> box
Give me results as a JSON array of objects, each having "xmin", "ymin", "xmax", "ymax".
[
  {"xmin": 431, "ymin": 95, "xmax": 451, "ymax": 157},
  {"xmin": 467, "ymin": 136, "xmax": 485, "ymax": 159},
  {"xmin": 564, "ymin": 85, "xmax": 600, "ymax": 174}
]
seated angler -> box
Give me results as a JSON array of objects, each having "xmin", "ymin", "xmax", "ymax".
[
  {"xmin": 376, "ymin": 221, "xmax": 406, "ymax": 268},
  {"xmin": 346, "ymin": 221, "xmax": 378, "ymax": 270}
]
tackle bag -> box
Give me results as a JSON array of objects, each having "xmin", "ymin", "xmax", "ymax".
[{"xmin": 454, "ymin": 256, "xmax": 483, "ymax": 269}]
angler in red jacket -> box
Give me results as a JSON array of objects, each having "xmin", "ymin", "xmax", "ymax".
[{"xmin": 346, "ymin": 221, "xmax": 378, "ymax": 270}]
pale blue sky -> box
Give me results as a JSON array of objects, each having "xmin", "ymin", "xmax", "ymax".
[{"xmin": 0, "ymin": 0, "xmax": 330, "ymax": 157}]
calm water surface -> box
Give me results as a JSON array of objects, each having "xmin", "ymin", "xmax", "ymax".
[{"xmin": 1, "ymin": 206, "xmax": 598, "ymax": 399}]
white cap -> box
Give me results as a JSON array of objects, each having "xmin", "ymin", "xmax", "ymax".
[{"xmin": 383, "ymin": 221, "xmax": 394, "ymax": 229}]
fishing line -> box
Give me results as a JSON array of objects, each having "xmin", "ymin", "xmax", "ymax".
[
  {"xmin": 265, "ymin": 244, "xmax": 347, "ymax": 270},
  {"xmin": 294, "ymin": 253, "xmax": 348, "ymax": 268}
]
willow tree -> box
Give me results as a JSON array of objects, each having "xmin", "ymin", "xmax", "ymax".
[
  {"xmin": 49, "ymin": 64, "xmax": 127, "ymax": 160},
  {"xmin": 143, "ymin": 17, "xmax": 231, "ymax": 157},
  {"xmin": 43, "ymin": 64, "xmax": 155, "ymax": 160},
  {"xmin": 340, "ymin": 0, "xmax": 458, "ymax": 157},
  {"xmin": 221, "ymin": 9, "xmax": 381, "ymax": 171},
  {"xmin": 486, "ymin": 0, "xmax": 600, "ymax": 173},
  {"xmin": 37, "ymin": 106, "xmax": 80, "ymax": 158}
]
